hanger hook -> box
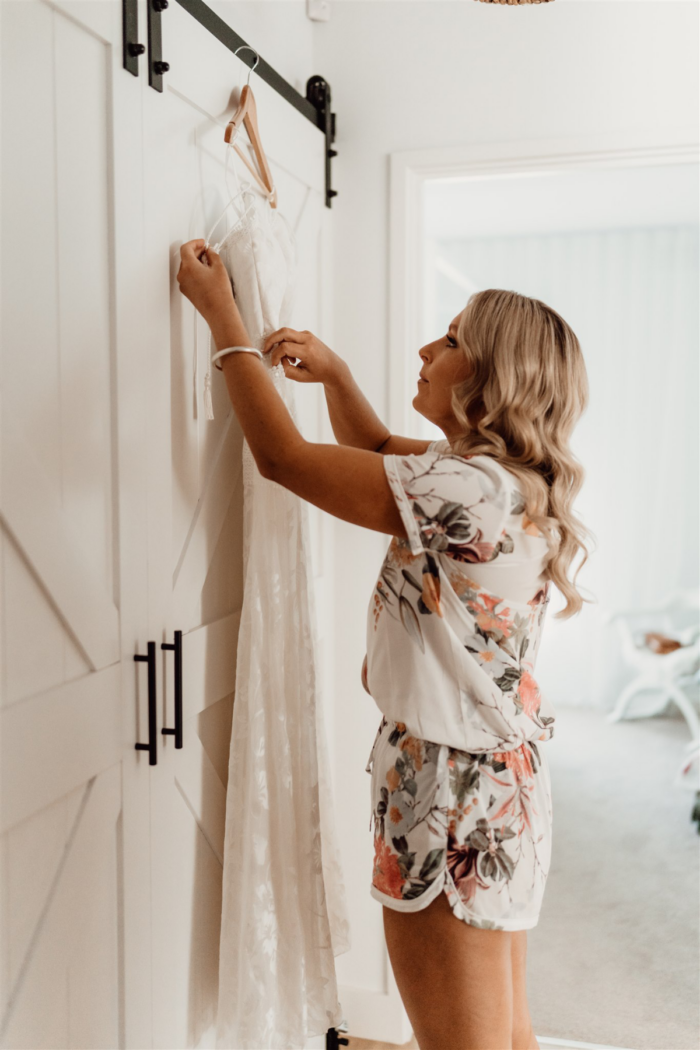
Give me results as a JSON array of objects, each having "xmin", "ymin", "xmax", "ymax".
[{"xmin": 233, "ymin": 45, "xmax": 260, "ymax": 89}]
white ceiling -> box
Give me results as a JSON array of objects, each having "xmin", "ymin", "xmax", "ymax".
[{"xmin": 423, "ymin": 163, "xmax": 699, "ymax": 240}]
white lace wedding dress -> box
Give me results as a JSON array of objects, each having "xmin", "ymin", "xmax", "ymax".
[{"xmin": 212, "ymin": 183, "xmax": 351, "ymax": 1050}]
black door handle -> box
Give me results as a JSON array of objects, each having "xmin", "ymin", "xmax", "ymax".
[
  {"xmin": 161, "ymin": 630, "xmax": 183, "ymax": 749},
  {"xmin": 134, "ymin": 642, "xmax": 158, "ymax": 765}
]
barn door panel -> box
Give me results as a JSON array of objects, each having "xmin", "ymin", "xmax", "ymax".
[{"xmin": 0, "ymin": 0, "xmax": 152, "ymax": 1046}]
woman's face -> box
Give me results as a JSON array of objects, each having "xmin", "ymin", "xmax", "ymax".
[{"xmin": 413, "ymin": 311, "xmax": 472, "ymax": 436}]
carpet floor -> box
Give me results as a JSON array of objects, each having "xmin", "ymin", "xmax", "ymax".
[{"xmin": 528, "ymin": 705, "xmax": 699, "ymax": 1050}]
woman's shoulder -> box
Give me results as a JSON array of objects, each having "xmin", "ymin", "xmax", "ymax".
[
  {"xmin": 426, "ymin": 440, "xmax": 517, "ymax": 490},
  {"xmin": 423, "ymin": 441, "xmax": 555, "ymax": 554},
  {"xmin": 424, "ymin": 443, "xmax": 536, "ymax": 529}
]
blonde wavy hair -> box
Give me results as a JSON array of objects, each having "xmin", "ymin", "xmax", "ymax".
[{"xmin": 449, "ymin": 289, "xmax": 595, "ymax": 620}]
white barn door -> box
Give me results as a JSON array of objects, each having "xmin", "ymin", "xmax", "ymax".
[
  {"xmin": 138, "ymin": 7, "xmax": 334, "ymax": 1046},
  {"xmin": 0, "ymin": 1, "xmax": 152, "ymax": 1047}
]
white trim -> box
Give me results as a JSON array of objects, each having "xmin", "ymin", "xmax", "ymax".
[
  {"xmin": 388, "ymin": 131, "xmax": 700, "ymax": 439},
  {"xmin": 537, "ymin": 1038, "xmax": 638, "ymax": 1050}
]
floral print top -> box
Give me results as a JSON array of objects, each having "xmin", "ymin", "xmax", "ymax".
[{"xmin": 361, "ymin": 439, "xmax": 555, "ymax": 754}]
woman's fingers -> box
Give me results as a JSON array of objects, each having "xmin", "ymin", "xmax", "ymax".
[
  {"xmin": 280, "ymin": 357, "xmax": 311, "ymax": 382},
  {"xmin": 178, "ymin": 242, "xmax": 204, "ymax": 282},
  {"xmin": 263, "ymin": 327, "xmax": 305, "ymax": 355},
  {"xmin": 268, "ymin": 339, "xmax": 302, "ymax": 369},
  {"xmin": 180, "ymin": 239, "xmax": 207, "ymax": 263},
  {"xmin": 262, "ymin": 329, "xmax": 331, "ymax": 384}
]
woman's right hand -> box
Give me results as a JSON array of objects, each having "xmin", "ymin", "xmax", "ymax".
[{"xmin": 262, "ymin": 327, "xmax": 345, "ymax": 385}]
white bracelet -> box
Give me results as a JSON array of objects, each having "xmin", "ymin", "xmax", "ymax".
[{"xmin": 212, "ymin": 345, "xmax": 263, "ymax": 370}]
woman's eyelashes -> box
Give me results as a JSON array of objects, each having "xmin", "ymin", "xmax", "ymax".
[{"xmin": 446, "ymin": 334, "xmax": 458, "ymax": 347}]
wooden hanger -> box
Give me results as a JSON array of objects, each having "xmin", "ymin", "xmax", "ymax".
[{"xmin": 224, "ymin": 84, "xmax": 277, "ymax": 209}]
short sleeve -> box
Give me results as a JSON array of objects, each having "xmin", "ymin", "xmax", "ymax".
[{"xmin": 383, "ymin": 450, "xmax": 511, "ymax": 561}]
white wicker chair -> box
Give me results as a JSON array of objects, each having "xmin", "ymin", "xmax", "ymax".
[{"xmin": 602, "ymin": 588, "xmax": 700, "ymax": 744}]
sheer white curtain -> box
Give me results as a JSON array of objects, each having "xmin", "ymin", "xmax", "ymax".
[{"xmin": 425, "ymin": 224, "xmax": 699, "ymax": 709}]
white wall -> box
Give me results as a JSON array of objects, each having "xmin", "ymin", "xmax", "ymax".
[
  {"xmin": 311, "ymin": 0, "xmax": 699, "ymax": 1001},
  {"xmin": 214, "ymin": 1, "xmax": 313, "ymax": 94}
]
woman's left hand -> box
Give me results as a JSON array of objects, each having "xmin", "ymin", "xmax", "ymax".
[{"xmin": 177, "ymin": 239, "xmax": 235, "ymax": 322}]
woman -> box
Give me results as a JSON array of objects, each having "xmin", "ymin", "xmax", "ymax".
[{"xmin": 177, "ymin": 239, "xmax": 591, "ymax": 1050}]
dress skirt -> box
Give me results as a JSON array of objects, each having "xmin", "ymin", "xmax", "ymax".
[{"xmin": 365, "ymin": 715, "xmax": 553, "ymax": 931}]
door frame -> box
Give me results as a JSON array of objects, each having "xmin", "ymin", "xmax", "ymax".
[
  {"xmin": 381, "ymin": 125, "xmax": 699, "ymax": 1046},
  {"xmin": 388, "ymin": 129, "xmax": 700, "ymax": 439}
]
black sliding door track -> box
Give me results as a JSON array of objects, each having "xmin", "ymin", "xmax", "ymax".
[{"xmin": 123, "ymin": 0, "xmax": 338, "ymax": 206}]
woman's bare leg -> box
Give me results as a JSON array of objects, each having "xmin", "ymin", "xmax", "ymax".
[
  {"xmin": 511, "ymin": 930, "xmax": 539, "ymax": 1050},
  {"xmin": 382, "ymin": 890, "xmax": 513, "ymax": 1050}
]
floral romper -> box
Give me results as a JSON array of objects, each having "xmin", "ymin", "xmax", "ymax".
[{"xmin": 362, "ymin": 439, "xmax": 555, "ymax": 931}]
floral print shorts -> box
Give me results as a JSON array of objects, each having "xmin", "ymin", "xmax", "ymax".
[{"xmin": 365, "ymin": 715, "xmax": 553, "ymax": 931}]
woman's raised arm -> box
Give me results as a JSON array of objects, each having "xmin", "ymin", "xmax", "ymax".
[
  {"xmin": 263, "ymin": 327, "xmax": 433, "ymax": 456},
  {"xmin": 264, "ymin": 438, "xmax": 409, "ymax": 543},
  {"xmin": 175, "ymin": 241, "xmax": 430, "ymax": 537}
]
